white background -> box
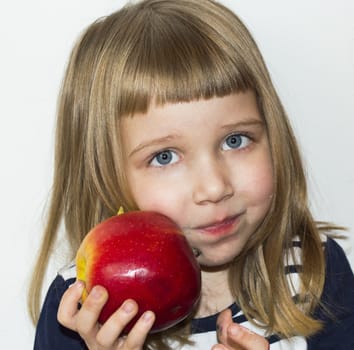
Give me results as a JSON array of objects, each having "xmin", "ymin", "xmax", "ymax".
[{"xmin": 0, "ymin": 1, "xmax": 353, "ymax": 348}]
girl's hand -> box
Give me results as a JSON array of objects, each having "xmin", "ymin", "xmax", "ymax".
[
  {"xmin": 212, "ymin": 309, "xmax": 269, "ymax": 350},
  {"xmin": 57, "ymin": 281, "xmax": 155, "ymax": 350}
]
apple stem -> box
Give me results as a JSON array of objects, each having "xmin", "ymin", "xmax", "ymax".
[{"xmin": 117, "ymin": 207, "xmax": 124, "ymax": 216}]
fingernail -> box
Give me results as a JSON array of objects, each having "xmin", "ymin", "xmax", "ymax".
[
  {"xmin": 229, "ymin": 324, "xmax": 241, "ymax": 336},
  {"xmin": 122, "ymin": 301, "xmax": 134, "ymax": 313},
  {"xmin": 229, "ymin": 324, "xmax": 254, "ymax": 336},
  {"xmin": 142, "ymin": 311, "xmax": 154, "ymax": 323},
  {"xmin": 75, "ymin": 280, "xmax": 84, "ymax": 289},
  {"xmin": 69, "ymin": 280, "xmax": 83, "ymax": 289},
  {"xmin": 91, "ymin": 286, "xmax": 103, "ymax": 299}
]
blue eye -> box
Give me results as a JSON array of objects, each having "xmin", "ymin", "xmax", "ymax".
[
  {"xmin": 150, "ymin": 150, "xmax": 179, "ymax": 167},
  {"xmin": 222, "ymin": 134, "xmax": 250, "ymax": 150}
]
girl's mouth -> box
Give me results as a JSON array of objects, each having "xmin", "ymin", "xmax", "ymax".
[{"xmin": 194, "ymin": 214, "xmax": 241, "ymax": 236}]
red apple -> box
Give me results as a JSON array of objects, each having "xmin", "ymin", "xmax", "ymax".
[{"xmin": 76, "ymin": 211, "xmax": 201, "ymax": 333}]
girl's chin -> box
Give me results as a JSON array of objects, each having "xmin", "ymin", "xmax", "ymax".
[
  {"xmin": 194, "ymin": 243, "xmax": 244, "ymax": 269},
  {"xmin": 199, "ymin": 255, "xmax": 235, "ymax": 271}
]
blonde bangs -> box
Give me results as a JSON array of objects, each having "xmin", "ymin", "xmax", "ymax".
[{"xmin": 89, "ymin": 1, "xmax": 257, "ymax": 118}]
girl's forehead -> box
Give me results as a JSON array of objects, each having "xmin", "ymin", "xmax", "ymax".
[
  {"xmin": 121, "ymin": 92, "xmax": 262, "ymax": 145},
  {"xmin": 127, "ymin": 90, "xmax": 259, "ymax": 118}
]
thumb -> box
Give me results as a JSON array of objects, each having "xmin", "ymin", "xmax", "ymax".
[{"xmin": 225, "ymin": 323, "xmax": 270, "ymax": 350}]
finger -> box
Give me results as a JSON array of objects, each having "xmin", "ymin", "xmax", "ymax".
[
  {"xmin": 216, "ymin": 309, "xmax": 233, "ymax": 343},
  {"xmin": 226, "ymin": 323, "xmax": 270, "ymax": 350},
  {"xmin": 57, "ymin": 280, "xmax": 84, "ymax": 330},
  {"xmin": 95, "ymin": 299, "xmax": 139, "ymax": 347},
  {"xmin": 76, "ymin": 285, "xmax": 108, "ymax": 341},
  {"xmin": 123, "ymin": 310, "xmax": 156, "ymax": 349}
]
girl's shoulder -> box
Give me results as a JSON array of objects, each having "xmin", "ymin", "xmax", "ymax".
[
  {"xmin": 34, "ymin": 262, "xmax": 84, "ymax": 350},
  {"xmin": 320, "ymin": 235, "xmax": 354, "ymax": 305},
  {"xmin": 307, "ymin": 235, "xmax": 354, "ymax": 349}
]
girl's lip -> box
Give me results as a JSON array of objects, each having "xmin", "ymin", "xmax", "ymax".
[{"xmin": 194, "ymin": 214, "xmax": 241, "ymax": 236}]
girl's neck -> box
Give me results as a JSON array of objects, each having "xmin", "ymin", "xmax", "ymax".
[{"xmin": 194, "ymin": 264, "xmax": 234, "ymax": 318}]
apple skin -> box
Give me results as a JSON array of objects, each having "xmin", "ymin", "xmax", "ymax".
[{"xmin": 76, "ymin": 211, "xmax": 201, "ymax": 333}]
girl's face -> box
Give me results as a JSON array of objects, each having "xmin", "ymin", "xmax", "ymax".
[{"xmin": 121, "ymin": 91, "xmax": 274, "ymax": 267}]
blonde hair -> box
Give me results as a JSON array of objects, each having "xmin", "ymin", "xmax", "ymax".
[{"xmin": 28, "ymin": 0, "xmax": 337, "ymax": 346}]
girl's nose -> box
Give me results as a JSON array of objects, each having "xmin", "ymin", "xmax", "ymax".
[{"xmin": 192, "ymin": 158, "xmax": 234, "ymax": 205}]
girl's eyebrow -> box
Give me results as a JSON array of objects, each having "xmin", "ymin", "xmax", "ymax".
[
  {"xmin": 129, "ymin": 119, "xmax": 264, "ymax": 157},
  {"xmin": 128, "ymin": 135, "xmax": 180, "ymax": 157},
  {"xmin": 220, "ymin": 119, "xmax": 264, "ymax": 130}
]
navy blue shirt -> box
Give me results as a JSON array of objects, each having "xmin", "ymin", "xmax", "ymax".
[{"xmin": 34, "ymin": 238, "xmax": 354, "ymax": 349}]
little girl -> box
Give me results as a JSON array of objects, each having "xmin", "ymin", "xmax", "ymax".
[{"xmin": 29, "ymin": 0, "xmax": 354, "ymax": 349}]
